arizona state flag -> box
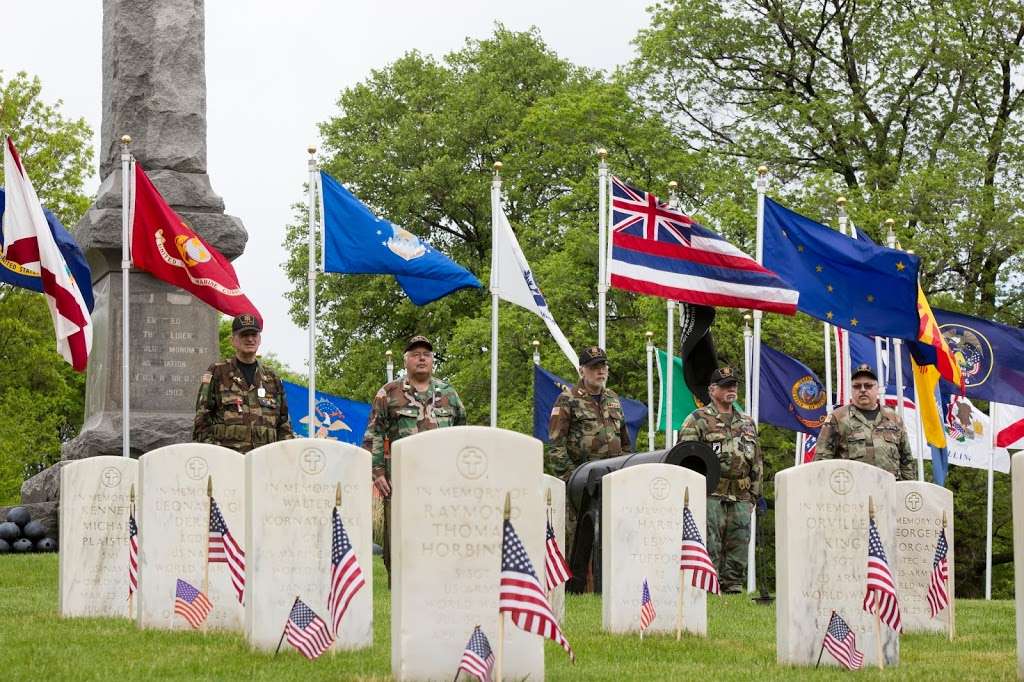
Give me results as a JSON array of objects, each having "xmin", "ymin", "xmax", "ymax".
[
  {"xmin": 130, "ymin": 164, "xmax": 259, "ymax": 319},
  {"xmin": 908, "ymin": 286, "xmax": 963, "ymax": 392}
]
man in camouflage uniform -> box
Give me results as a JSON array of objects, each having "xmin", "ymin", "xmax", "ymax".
[
  {"xmin": 677, "ymin": 366, "xmax": 761, "ymax": 593},
  {"xmin": 193, "ymin": 314, "xmax": 294, "ymax": 453},
  {"xmin": 815, "ymin": 363, "xmax": 914, "ymax": 480},
  {"xmin": 363, "ymin": 335, "xmax": 466, "ymax": 583},
  {"xmin": 547, "ymin": 345, "xmax": 632, "ymax": 592}
]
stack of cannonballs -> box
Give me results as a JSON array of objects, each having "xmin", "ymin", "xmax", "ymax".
[{"xmin": 0, "ymin": 506, "xmax": 57, "ymax": 553}]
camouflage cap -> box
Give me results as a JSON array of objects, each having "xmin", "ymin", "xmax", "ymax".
[
  {"xmin": 851, "ymin": 363, "xmax": 878, "ymax": 381},
  {"xmin": 404, "ymin": 335, "xmax": 433, "ymax": 352},
  {"xmin": 232, "ymin": 313, "xmax": 262, "ymax": 334},
  {"xmin": 709, "ymin": 366, "xmax": 739, "ymax": 386},
  {"xmin": 578, "ymin": 345, "xmax": 608, "ymax": 367}
]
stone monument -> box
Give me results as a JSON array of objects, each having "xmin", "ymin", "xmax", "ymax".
[
  {"xmin": 59, "ymin": 456, "xmax": 138, "ymax": 618},
  {"xmin": 245, "ymin": 439, "xmax": 373, "ymax": 651},
  {"xmin": 136, "ymin": 443, "xmax": 245, "ymax": 631},
  {"xmin": 390, "ymin": 426, "xmax": 544, "ymax": 681},
  {"xmin": 775, "ymin": 460, "xmax": 898, "ymax": 668},
  {"xmin": 63, "ymin": 0, "xmax": 247, "ymax": 461},
  {"xmin": 893, "ymin": 481, "xmax": 953, "ymax": 633},
  {"xmin": 601, "ymin": 463, "xmax": 707, "ymax": 635}
]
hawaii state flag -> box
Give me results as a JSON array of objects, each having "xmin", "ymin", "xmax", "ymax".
[
  {"xmin": 130, "ymin": 163, "xmax": 259, "ymax": 319},
  {"xmin": 2, "ymin": 137, "xmax": 92, "ymax": 371}
]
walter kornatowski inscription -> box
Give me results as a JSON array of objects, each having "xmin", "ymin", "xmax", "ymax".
[{"xmin": 456, "ymin": 447, "xmax": 487, "ymax": 480}]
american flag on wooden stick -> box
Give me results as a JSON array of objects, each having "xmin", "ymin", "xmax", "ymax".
[
  {"xmin": 128, "ymin": 511, "xmax": 138, "ymax": 597},
  {"xmin": 544, "ymin": 516, "xmax": 571, "ymax": 592},
  {"xmin": 927, "ymin": 528, "xmax": 950, "ymax": 618},
  {"xmin": 680, "ymin": 506, "xmax": 719, "ymax": 594},
  {"xmin": 639, "ymin": 579, "xmax": 656, "ymax": 632},
  {"xmin": 822, "ymin": 610, "xmax": 864, "ymax": 670},
  {"xmin": 498, "ymin": 518, "xmax": 574, "ymax": 661},
  {"xmin": 174, "ymin": 578, "xmax": 212, "ymax": 629},
  {"xmin": 328, "ymin": 507, "xmax": 366, "ymax": 636},
  {"xmin": 862, "ymin": 518, "xmax": 902, "ymax": 632},
  {"xmin": 285, "ymin": 598, "xmax": 335, "ymax": 660},
  {"xmin": 457, "ymin": 625, "xmax": 495, "ymax": 682},
  {"xmin": 208, "ymin": 497, "xmax": 245, "ymax": 604}
]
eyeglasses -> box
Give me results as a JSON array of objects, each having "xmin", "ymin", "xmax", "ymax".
[
  {"xmin": 851, "ymin": 382, "xmax": 877, "ymax": 391},
  {"xmin": 407, "ymin": 351, "xmax": 433, "ymax": 359}
]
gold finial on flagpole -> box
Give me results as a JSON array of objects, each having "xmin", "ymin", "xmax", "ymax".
[
  {"xmin": 336, "ymin": 482, "xmax": 342, "ymax": 508},
  {"xmin": 308, "ymin": 145, "xmax": 316, "ymax": 156},
  {"xmin": 597, "ymin": 147, "xmax": 608, "ymax": 160},
  {"xmin": 503, "ymin": 492, "xmax": 512, "ymax": 521},
  {"xmin": 757, "ymin": 165, "xmax": 768, "ymax": 176},
  {"xmin": 493, "ymin": 161, "xmax": 503, "ymax": 176},
  {"xmin": 836, "ymin": 196, "xmax": 847, "ymax": 208},
  {"xmin": 668, "ymin": 180, "xmax": 678, "ymax": 190},
  {"xmin": 120, "ymin": 134, "xmax": 132, "ymax": 146}
]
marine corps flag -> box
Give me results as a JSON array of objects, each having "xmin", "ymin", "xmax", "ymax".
[{"xmin": 130, "ymin": 164, "xmax": 259, "ymax": 318}]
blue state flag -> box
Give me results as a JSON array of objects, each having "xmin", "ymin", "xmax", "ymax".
[
  {"xmin": 533, "ymin": 364, "xmax": 647, "ymax": 448},
  {"xmin": 319, "ymin": 172, "xmax": 481, "ymax": 305},
  {"xmin": 934, "ymin": 308, "xmax": 1024, "ymax": 408},
  {"xmin": 282, "ymin": 380, "xmax": 371, "ymax": 445},
  {"xmin": 763, "ymin": 198, "xmax": 919, "ymax": 338},
  {"xmin": 759, "ymin": 344, "xmax": 827, "ymax": 434},
  {"xmin": 0, "ymin": 188, "xmax": 94, "ymax": 311}
]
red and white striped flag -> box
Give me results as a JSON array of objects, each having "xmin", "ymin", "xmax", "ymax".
[
  {"xmin": 680, "ymin": 506, "xmax": 719, "ymax": 594},
  {"xmin": 863, "ymin": 518, "xmax": 902, "ymax": 632},
  {"xmin": 993, "ymin": 402, "xmax": 1024, "ymax": 450},
  {"xmin": 544, "ymin": 516, "xmax": 571, "ymax": 592},
  {"xmin": 499, "ymin": 518, "xmax": 574, "ymax": 661},
  {"xmin": 208, "ymin": 497, "xmax": 245, "ymax": 604},
  {"xmin": 128, "ymin": 511, "xmax": 139, "ymax": 597},
  {"xmin": 927, "ymin": 528, "xmax": 950, "ymax": 618},
  {"xmin": 2, "ymin": 137, "xmax": 91, "ymax": 371}
]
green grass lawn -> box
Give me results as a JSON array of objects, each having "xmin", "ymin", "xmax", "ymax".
[{"xmin": 0, "ymin": 554, "xmax": 1016, "ymax": 680}]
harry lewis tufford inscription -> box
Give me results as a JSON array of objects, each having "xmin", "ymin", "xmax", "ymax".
[
  {"xmin": 390, "ymin": 426, "xmax": 544, "ymax": 682},
  {"xmin": 775, "ymin": 460, "xmax": 898, "ymax": 668}
]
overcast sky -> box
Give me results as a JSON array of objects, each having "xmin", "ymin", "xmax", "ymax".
[{"xmin": 2, "ymin": 1, "xmax": 651, "ymax": 370}]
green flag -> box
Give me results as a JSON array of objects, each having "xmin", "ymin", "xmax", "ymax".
[{"xmin": 656, "ymin": 348, "xmax": 698, "ymax": 431}]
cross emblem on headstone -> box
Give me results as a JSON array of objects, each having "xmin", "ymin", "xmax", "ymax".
[
  {"xmin": 300, "ymin": 449, "xmax": 325, "ymax": 475},
  {"xmin": 456, "ymin": 447, "xmax": 487, "ymax": 480},
  {"xmin": 185, "ymin": 457, "xmax": 208, "ymax": 480},
  {"xmin": 649, "ymin": 477, "xmax": 670, "ymax": 501},
  {"xmin": 101, "ymin": 467, "xmax": 121, "ymax": 488},
  {"xmin": 828, "ymin": 468, "xmax": 853, "ymax": 495},
  {"xmin": 905, "ymin": 491, "xmax": 923, "ymax": 512}
]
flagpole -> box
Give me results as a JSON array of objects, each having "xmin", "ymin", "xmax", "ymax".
[
  {"xmin": 202, "ymin": 475, "xmax": 212, "ymax": 635},
  {"xmin": 385, "ymin": 349, "xmax": 394, "ymax": 383},
  {"xmin": 120, "ymin": 135, "xmax": 132, "ymax": 458},
  {"xmin": 597, "ymin": 149, "xmax": 608, "ymax": 349},
  {"xmin": 645, "ymin": 331, "xmax": 655, "ymax": 449},
  {"xmin": 886, "ymin": 222, "xmax": 908, "ymax": 432},
  {"xmin": 274, "ymin": 596, "xmax": 300, "ymax": 655},
  {"xmin": 532, "ymin": 340, "xmax": 541, "ymax": 367},
  {"xmin": 823, "ymin": 323, "xmax": 834, "ymax": 414},
  {"xmin": 489, "ymin": 162, "xmax": 502, "ymax": 428},
  {"xmin": 666, "ymin": 299, "xmax": 675, "ymax": 444},
  {"xmin": 751, "ymin": 166, "xmax": 767, "ymax": 429},
  {"xmin": 868, "ymin": 496, "xmax": 884, "ymax": 671},
  {"xmin": 306, "ymin": 146, "xmax": 318, "ymax": 437},
  {"xmin": 496, "ymin": 493, "xmax": 511, "ymax": 682},
  {"xmin": 836, "ymin": 198, "xmax": 853, "ymax": 404},
  {"xmin": 986, "ymin": 404, "xmax": 995, "ymax": 600},
  {"xmin": 743, "ymin": 314, "xmax": 752, "ymax": 414},
  {"xmin": 676, "ymin": 486, "xmax": 688, "ymax": 640},
  {"xmin": 794, "ymin": 432, "xmax": 803, "ymax": 467}
]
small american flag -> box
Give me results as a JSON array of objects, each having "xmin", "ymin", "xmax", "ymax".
[
  {"xmin": 174, "ymin": 578, "xmax": 212, "ymax": 629},
  {"xmin": 128, "ymin": 510, "xmax": 138, "ymax": 597},
  {"xmin": 208, "ymin": 497, "xmax": 245, "ymax": 604},
  {"xmin": 328, "ymin": 507, "xmax": 365, "ymax": 636},
  {"xmin": 499, "ymin": 518, "xmax": 575, "ymax": 661},
  {"xmin": 457, "ymin": 625, "xmax": 495, "ymax": 682},
  {"xmin": 285, "ymin": 598, "xmax": 335, "ymax": 660},
  {"xmin": 639, "ymin": 579, "xmax": 656, "ymax": 632},
  {"xmin": 821, "ymin": 611, "xmax": 864, "ymax": 670},
  {"xmin": 544, "ymin": 516, "xmax": 571, "ymax": 592},
  {"xmin": 863, "ymin": 518, "xmax": 902, "ymax": 632},
  {"xmin": 680, "ymin": 506, "xmax": 720, "ymax": 594},
  {"xmin": 927, "ymin": 528, "xmax": 950, "ymax": 618}
]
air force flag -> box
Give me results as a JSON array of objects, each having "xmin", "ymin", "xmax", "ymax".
[
  {"xmin": 282, "ymin": 380, "xmax": 371, "ymax": 444},
  {"xmin": 319, "ymin": 171, "xmax": 481, "ymax": 305},
  {"xmin": 492, "ymin": 207, "xmax": 577, "ymax": 368}
]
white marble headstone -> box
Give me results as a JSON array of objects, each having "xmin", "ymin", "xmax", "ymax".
[
  {"xmin": 775, "ymin": 460, "xmax": 898, "ymax": 667},
  {"xmin": 391, "ymin": 426, "xmax": 545, "ymax": 682},
  {"xmin": 893, "ymin": 481, "xmax": 954, "ymax": 633},
  {"xmin": 601, "ymin": 463, "xmax": 707, "ymax": 635},
  {"xmin": 542, "ymin": 473, "xmax": 567, "ymax": 623},
  {"xmin": 59, "ymin": 456, "xmax": 139, "ymax": 618},
  {"xmin": 1011, "ymin": 452, "xmax": 1024, "ymax": 678},
  {"xmin": 136, "ymin": 444, "xmax": 245, "ymax": 631},
  {"xmin": 245, "ymin": 439, "xmax": 372, "ymax": 651}
]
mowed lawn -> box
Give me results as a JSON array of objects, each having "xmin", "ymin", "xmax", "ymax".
[{"xmin": 0, "ymin": 554, "xmax": 1016, "ymax": 681}]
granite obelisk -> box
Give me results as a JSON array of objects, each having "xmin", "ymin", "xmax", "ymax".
[{"xmin": 63, "ymin": 0, "xmax": 247, "ymax": 460}]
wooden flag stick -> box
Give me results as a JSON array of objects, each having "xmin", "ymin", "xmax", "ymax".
[
  {"xmin": 275, "ymin": 596, "xmax": 300, "ymax": 656},
  {"xmin": 202, "ymin": 475, "xmax": 212, "ymax": 635},
  {"xmin": 944, "ymin": 509, "xmax": 954, "ymax": 641},
  {"xmin": 332, "ymin": 482, "xmax": 342, "ymax": 656},
  {"xmin": 128, "ymin": 483, "xmax": 135, "ymax": 619},
  {"xmin": 869, "ymin": 496, "xmax": 883, "ymax": 670},
  {"xmin": 677, "ymin": 486, "xmax": 689, "ymax": 641},
  {"xmin": 496, "ymin": 492, "xmax": 512, "ymax": 682},
  {"xmin": 545, "ymin": 488, "xmax": 553, "ymax": 601}
]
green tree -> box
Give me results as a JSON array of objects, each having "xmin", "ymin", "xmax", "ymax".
[
  {"xmin": 0, "ymin": 72, "xmax": 93, "ymax": 503},
  {"xmin": 632, "ymin": 0, "xmax": 1024, "ymax": 319}
]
